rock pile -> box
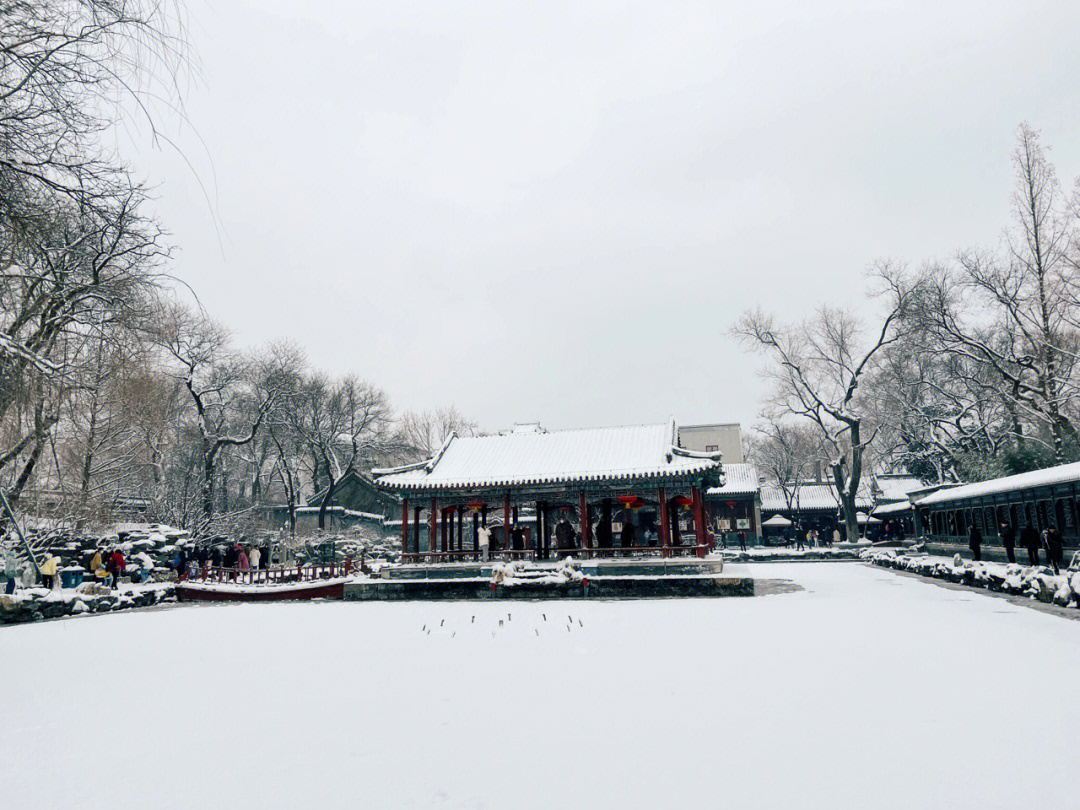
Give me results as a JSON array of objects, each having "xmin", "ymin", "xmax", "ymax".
[
  {"xmin": 862, "ymin": 548, "xmax": 1080, "ymax": 608},
  {"xmin": 0, "ymin": 583, "xmax": 175, "ymax": 625}
]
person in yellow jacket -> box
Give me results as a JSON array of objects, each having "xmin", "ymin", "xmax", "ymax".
[
  {"xmin": 89, "ymin": 549, "xmax": 109, "ymax": 582},
  {"xmin": 39, "ymin": 554, "xmax": 59, "ymax": 589}
]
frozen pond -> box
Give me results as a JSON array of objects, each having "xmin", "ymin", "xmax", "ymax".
[{"xmin": 3, "ymin": 562, "xmax": 1078, "ymax": 809}]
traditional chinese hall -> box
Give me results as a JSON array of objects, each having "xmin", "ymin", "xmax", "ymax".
[{"xmin": 372, "ymin": 421, "xmax": 724, "ymax": 562}]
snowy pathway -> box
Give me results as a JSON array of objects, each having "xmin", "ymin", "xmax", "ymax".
[{"xmin": 3, "ymin": 563, "xmax": 1078, "ymax": 809}]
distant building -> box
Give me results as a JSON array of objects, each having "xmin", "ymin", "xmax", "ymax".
[
  {"xmin": 678, "ymin": 423, "xmax": 744, "ymax": 463},
  {"xmin": 704, "ymin": 462, "xmax": 761, "ymax": 542},
  {"xmin": 759, "ymin": 481, "xmax": 874, "ymax": 541},
  {"xmin": 263, "ymin": 469, "xmax": 398, "ymax": 535}
]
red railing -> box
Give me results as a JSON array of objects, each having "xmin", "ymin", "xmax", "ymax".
[{"xmin": 186, "ymin": 561, "xmax": 353, "ymax": 585}]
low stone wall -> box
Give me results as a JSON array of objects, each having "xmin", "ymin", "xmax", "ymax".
[
  {"xmin": 0, "ymin": 584, "xmax": 176, "ymax": 625},
  {"xmin": 862, "ymin": 549, "xmax": 1080, "ymax": 609}
]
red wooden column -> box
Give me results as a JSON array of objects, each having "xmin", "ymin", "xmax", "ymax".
[
  {"xmin": 457, "ymin": 506, "xmax": 463, "ymax": 552},
  {"xmin": 429, "ymin": 496, "xmax": 437, "ymax": 558},
  {"xmin": 441, "ymin": 508, "xmax": 449, "ymax": 553},
  {"xmin": 503, "ymin": 492, "xmax": 511, "ymax": 556},
  {"xmin": 401, "ymin": 498, "xmax": 410, "ymax": 558},
  {"xmin": 658, "ymin": 486, "xmax": 670, "ymax": 558},
  {"xmin": 579, "ymin": 491, "xmax": 592, "ymax": 554},
  {"xmin": 692, "ymin": 486, "xmax": 707, "ymax": 558}
]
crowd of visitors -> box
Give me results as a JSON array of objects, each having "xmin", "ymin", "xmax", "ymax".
[
  {"xmin": 174, "ymin": 540, "xmax": 273, "ymax": 581},
  {"xmin": 967, "ymin": 520, "xmax": 1067, "ymax": 573},
  {"xmin": 0, "ymin": 545, "xmax": 127, "ymax": 593}
]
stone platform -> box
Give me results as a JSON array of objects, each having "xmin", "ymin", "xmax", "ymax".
[{"xmin": 345, "ymin": 562, "xmax": 753, "ymax": 601}]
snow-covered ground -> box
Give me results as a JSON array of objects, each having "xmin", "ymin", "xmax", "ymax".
[{"xmin": 3, "ymin": 563, "xmax": 1079, "ymax": 810}]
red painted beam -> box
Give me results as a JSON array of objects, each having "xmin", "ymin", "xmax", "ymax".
[{"xmin": 692, "ymin": 486, "xmax": 706, "ymax": 558}]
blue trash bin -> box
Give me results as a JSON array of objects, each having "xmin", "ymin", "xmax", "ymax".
[{"xmin": 60, "ymin": 567, "xmax": 85, "ymax": 588}]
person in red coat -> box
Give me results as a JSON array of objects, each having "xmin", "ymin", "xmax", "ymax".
[{"xmin": 106, "ymin": 549, "xmax": 126, "ymax": 588}]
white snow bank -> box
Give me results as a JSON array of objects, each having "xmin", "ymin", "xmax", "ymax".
[{"xmin": 2, "ymin": 564, "xmax": 1080, "ymax": 810}]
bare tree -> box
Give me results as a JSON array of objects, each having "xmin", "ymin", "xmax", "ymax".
[
  {"xmin": 295, "ymin": 373, "xmax": 392, "ymax": 530},
  {"xmin": 396, "ymin": 406, "xmax": 478, "ymax": 462},
  {"xmin": 734, "ymin": 264, "xmax": 919, "ymax": 541},
  {"xmin": 154, "ymin": 304, "xmax": 279, "ymax": 525},
  {"xmin": 870, "ymin": 322, "xmax": 1012, "ymax": 484},
  {"xmin": 913, "ymin": 124, "xmax": 1080, "ymax": 464},
  {"xmin": 259, "ymin": 343, "xmax": 308, "ymax": 537},
  {"xmin": 748, "ymin": 421, "xmax": 824, "ymax": 513},
  {"xmin": 1, "ymin": 0, "xmax": 188, "ymax": 219}
]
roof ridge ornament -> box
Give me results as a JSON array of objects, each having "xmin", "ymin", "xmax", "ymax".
[
  {"xmin": 670, "ymin": 445, "xmax": 723, "ymax": 461},
  {"xmin": 371, "ymin": 431, "xmax": 458, "ymax": 476},
  {"xmin": 426, "ymin": 430, "xmax": 457, "ymax": 472}
]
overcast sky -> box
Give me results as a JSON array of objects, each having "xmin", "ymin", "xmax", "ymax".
[{"xmin": 127, "ymin": 0, "xmax": 1080, "ymax": 435}]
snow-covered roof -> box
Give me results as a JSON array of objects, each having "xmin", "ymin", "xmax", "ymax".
[
  {"xmin": 373, "ymin": 421, "xmax": 721, "ymax": 492},
  {"xmin": 761, "ymin": 514, "xmax": 792, "ymax": 527},
  {"xmin": 871, "ymin": 500, "xmax": 912, "ymax": 516},
  {"xmin": 706, "ymin": 463, "xmax": 758, "ymax": 496},
  {"xmin": 917, "ymin": 460, "xmax": 1080, "ymax": 506},
  {"xmin": 873, "ymin": 474, "xmax": 924, "ymax": 503},
  {"xmin": 760, "ymin": 483, "xmax": 873, "ymax": 512}
]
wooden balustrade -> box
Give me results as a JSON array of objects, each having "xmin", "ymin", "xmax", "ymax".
[{"xmin": 188, "ymin": 560, "xmax": 353, "ymax": 585}]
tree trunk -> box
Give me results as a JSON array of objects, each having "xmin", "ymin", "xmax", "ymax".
[
  {"xmin": 202, "ymin": 445, "xmax": 216, "ymax": 519},
  {"xmin": 318, "ymin": 476, "xmax": 337, "ymax": 530}
]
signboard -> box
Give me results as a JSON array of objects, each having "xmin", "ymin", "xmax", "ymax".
[
  {"xmin": 717, "ymin": 518, "xmax": 731, "ymax": 531},
  {"xmin": 736, "ymin": 519, "xmax": 750, "ymax": 530}
]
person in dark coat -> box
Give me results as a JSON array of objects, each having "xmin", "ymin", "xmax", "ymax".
[
  {"xmin": 1044, "ymin": 526, "xmax": 1063, "ymax": 574},
  {"xmin": 554, "ymin": 518, "xmax": 575, "ymax": 550},
  {"xmin": 210, "ymin": 545, "xmax": 223, "ymax": 567},
  {"xmin": 1020, "ymin": 523, "xmax": 1040, "ymax": 567},
  {"xmin": 620, "ymin": 509, "xmax": 636, "ymax": 548},
  {"xmin": 174, "ymin": 547, "xmax": 189, "ymax": 581},
  {"xmin": 968, "ymin": 524, "xmax": 983, "ymax": 562},
  {"xmin": 999, "ymin": 522, "xmax": 1016, "ymax": 564}
]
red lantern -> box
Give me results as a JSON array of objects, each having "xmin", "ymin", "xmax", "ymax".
[
  {"xmin": 674, "ymin": 495, "xmax": 693, "ymax": 508},
  {"xmin": 467, "ymin": 501, "xmax": 484, "ymax": 512},
  {"xmin": 726, "ymin": 500, "xmax": 737, "ymax": 509},
  {"xmin": 616, "ymin": 495, "xmax": 638, "ymax": 505}
]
